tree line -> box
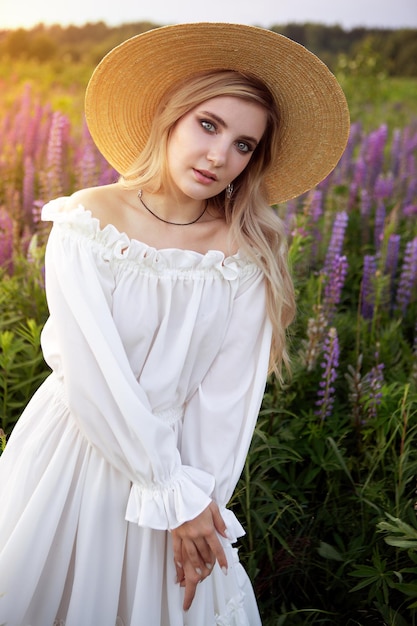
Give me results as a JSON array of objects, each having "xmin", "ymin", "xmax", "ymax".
[{"xmin": 0, "ymin": 21, "xmax": 416, "ymax": 77}]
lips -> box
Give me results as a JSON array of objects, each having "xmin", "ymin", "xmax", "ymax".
[{"xmin": 193, "ymin": 168, "xmax": 218, "ymax": 183}]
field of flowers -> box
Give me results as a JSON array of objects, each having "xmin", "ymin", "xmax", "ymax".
[{"xmin": 0, "ymin": 71, "xmax": 417, "ymax": 625}]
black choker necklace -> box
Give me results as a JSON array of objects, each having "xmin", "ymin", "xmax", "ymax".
[{"xmin": 138, "ymin": 190, "xmax": 207, "ymax": 226}]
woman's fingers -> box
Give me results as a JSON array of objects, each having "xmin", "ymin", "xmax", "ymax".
[
  {"xmin": 171, "ymin": 503, "xmax": 230, "ymax": 610},
  {"xmin": 181, "ymin": 555, "xmax": 213, "ymax": 611},
  {"xmin": 182, "ymin": 559, "xmax": 200, "ymax": 610},
  {"xmin": 172, "ymin": 534, "xmax": 185, "ymax": 584}
]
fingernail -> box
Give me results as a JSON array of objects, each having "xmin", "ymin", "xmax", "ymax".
[
  {"xmin": 221, "ymin": 566, "xmax": 228, "ymax": 576},
  {"xmin": 224, "ymin": 528, "xmax": 232, "ymax": 540},
  {"xmin": 205, "ymin": 562, "xmax": 213, "ymax": 570},
  {"xmin": 195, "ymin": 567, "xmax": 202, "ymax": 576},
  {"xmin": 176, "ymin": 561, "xmax": 182, "ymax": 568}
]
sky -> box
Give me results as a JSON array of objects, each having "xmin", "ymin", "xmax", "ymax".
[{"xmin": 0, "ymin": 0, "xmax": 416, "ymax": 31}]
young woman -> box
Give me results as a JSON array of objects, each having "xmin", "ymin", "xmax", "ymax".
[{"xmin": 0, "ymin": 23, "xmax": 350, "ymax": 626}]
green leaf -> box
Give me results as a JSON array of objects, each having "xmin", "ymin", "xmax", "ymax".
[{"xmin": 317, "ymin": 541, "xmax": 344, "ymax": 562}]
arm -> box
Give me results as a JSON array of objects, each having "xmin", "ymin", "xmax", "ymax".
[
  {"xmin": 180, "ymin": 265, "xmax": 272, "ymax": 510},
  {"xmin": 172, "ymin": 267, "xmax": 272, "ymax": 608},
  {"xmin": 41, "ymin": 204, "xmax": 214, "ymax": 530}
]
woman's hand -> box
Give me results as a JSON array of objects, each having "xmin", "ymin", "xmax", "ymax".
[{"xmin": 171, "ymin": 501, "xmax": 229, "ymax": 611}]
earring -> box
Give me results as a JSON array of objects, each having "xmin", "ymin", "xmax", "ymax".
[{"xmin": 226, "ymin": 183, "xmax": 234, "ymax": 199}]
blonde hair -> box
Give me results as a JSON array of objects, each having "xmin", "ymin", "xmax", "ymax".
[{"xmin": 121, "ymin": 70, "xmax": 296, "ymax": 381}]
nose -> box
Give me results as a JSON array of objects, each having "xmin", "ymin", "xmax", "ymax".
[{"xmin": 207, "ymin": 139, "xmax": 228, "ymax": 167}]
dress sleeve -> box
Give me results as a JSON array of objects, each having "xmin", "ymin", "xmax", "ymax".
[
  {"xmin": 41, "ymin": 203, "xmax": 214, "ymax": 530},
  {"xmin": 180, "ymin": 267, "xmax": 272, "ymax": 539}
]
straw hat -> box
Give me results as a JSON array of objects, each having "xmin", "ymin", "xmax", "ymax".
[{"xmin": 85, "ymin": 22, "xmax": 350, "ymax": 205}]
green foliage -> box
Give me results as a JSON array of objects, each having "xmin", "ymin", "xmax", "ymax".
[
  {"xmin": 231, "ymin": 376, "xmax": 417, "ymax": 624},
  {"xmin": 1, "ymin": 22, "xmax": 416, "ymax": 78},
  {"xmin": 0, "ymin": 320, "xmax": 49, "ymax": 438},
  {"xmin": 226, "ymin": 120, "xmax": 417, "ymax": 620},
  {"xmin": 0, "ymin": 249, "xmax": 50, "ymax": 444},
  {"xmin": 0, "ymin": 21, "xmax": 159, "ymax": 67}
]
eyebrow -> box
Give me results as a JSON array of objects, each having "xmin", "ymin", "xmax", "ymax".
[{"xmin": 199, "ymin": 110, "xmax": 260, "ymax": 146}]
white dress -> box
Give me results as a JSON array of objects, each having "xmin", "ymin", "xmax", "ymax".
[{"xmin": 0, "ymin": 198, "xmax": 272, "ymax": 626}]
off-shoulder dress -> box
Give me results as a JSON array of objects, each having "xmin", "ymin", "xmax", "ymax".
[{"xmin": 0, "ymin": 197, "xmax": 272, "ymax": 626}]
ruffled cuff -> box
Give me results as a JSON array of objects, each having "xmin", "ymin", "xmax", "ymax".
[
  {"xmin": 220, "ymin": 507, "xmax": 246, "ymax": 543},
  {"xmin": 125, "ymin": 465, "xmax": 215, "ymax": 530}
]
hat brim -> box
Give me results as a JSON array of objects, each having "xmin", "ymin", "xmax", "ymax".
[{"xmin": 85, "ymin": 22, "xmax": 350, "ymax": 205}]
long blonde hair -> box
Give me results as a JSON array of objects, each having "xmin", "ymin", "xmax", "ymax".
[{"xmin": 121, "ymin": 70, "xmax": 296, "ymax": 380}]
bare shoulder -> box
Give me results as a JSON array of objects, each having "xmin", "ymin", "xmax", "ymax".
[
  {"xmin": 65, "ymin": 183, "xmax": 116, "ymax": 216},
  {"xmin": 64, "ymin": 183, "xmax": 127, "ymax": 230}
]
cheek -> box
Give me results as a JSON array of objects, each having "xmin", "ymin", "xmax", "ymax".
[
  {"xmin": 231, "ymin": 153, "xmax": 253, "ymax": 178},
  {"xmin": 167, "ymin": 124, "xmax": 198, "ymax": 164}
]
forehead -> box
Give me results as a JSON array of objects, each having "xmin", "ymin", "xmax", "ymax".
[{"xmin": 191, "ymin": 95, "xmax": 268, "ymax": 138}]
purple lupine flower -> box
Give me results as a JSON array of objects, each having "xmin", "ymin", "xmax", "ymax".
[
  {"xmin": 74, "ymin": 123, "xmax": 118, "ymax": 189},
  {"xmin": 396, "ymin": 128, "xmax": 417, "ymax": 200},
  {"xmin": 365, "ymin": 124, "xmax": 388, "ymax": 187},
  {"xmin": 346, "ymin": 353, "xmax": 364, "ymax": 429},
  {"xmin": 395, "ymin": 237, "xmax": 417, "ymax": 316},
  {"xmin": 34, "ymin": 103, "xmax": 53, "ymax": 164},
  {"xmin": 374, "ymin": 174, "xmax": 394, "ymax": 200},
  {"xmin": 323, "ymin": 211, "xmax": 348, "ymax": 274},
  {"xmin": 316, "ymin": 327, "xmax": 339, "ymax": 420},
  {"xmin": 309, "ymin": 190, "xmax": 323, "ymax": 223},
  {"xmin": 359, "ymin": 189, "xmax": 373, "ymax": 245},
  {"xmin": 374, "ymin": 200, "xmax": 386, "ymax": 252},
  {"xmin": 361, "ymin": 254, "xmax": 377, "ymax": 320},
  {"xmin": 403, "ymin": 204, "xmax": 417, "ymax": 219},
  {"xmin": 75, "ymin": 140, "xmax": 98, "ymax": 190},
  {"xmin": 23, "ymin": 156, "xmax": 35, "ymax": 223},
  {"xmin": 98, "ymin": 160, "xmax": 118, "ymax": 186},
  {"xmin": 317, "ymin": 172, "xmax": 332, "ymax": 195},
  {"xmin": 282, "ymin": 199, "xmax": 298, "ymax": 236},
  {"xmin": 353, "ymin": 156, "xmax": 367, "ymax": 188},
  {"xmin": 323, "ymin": 254, "xmax": 349, "ymax": 321},
  {"xmin": 40, "ymin": 111, "xmax": 71, "ymax": 200},
  {"xmin": 360, "ymin": 189, "xmax": 372, "ymax": 221},
  {"xmin": 302, "ymin": 305, "xmax": 328, "ymax": 372},
  {"xmin": 405, "ymin": 129, "xmax": 417, "ymax": 153},
  {"xmin": 348, "ymin": 157, "xmax": 367, "ymax": 208},
  {"xmin": 362, "ymin": 356, "xmax": 385, "ymax": 420},
  {"xmin": 0, "ymin": 208, "xmax": 13, "ymax": 272},
  {"xmin": 13, "ymin": 83, "xmax": 32, "ymax": 147},
  {"xmin": 24, "ymin": 102, "xmax": 44, "ymax": 161},
  {"xmin": 347, "ymin": 181, "xmax": 359, "ymax": 211},
  {"xmin": 405, "ymin": 152, "xmax": 416, "ymax": 181},
  {"xmin": 32, "ymin": 200, "xmax": 44, "ymax": 226},
  {"xmin": 385, "ymin": 234, "xmax": 401, "ymax": 308},
  {"xmin": 404, "ymin": 176, "xmax": 417, "ymax": 208}
]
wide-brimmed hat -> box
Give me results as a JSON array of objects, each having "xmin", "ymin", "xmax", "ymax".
[{"xmin": 85, "ymin": 22, "xmax": 350, "ymax": 205}]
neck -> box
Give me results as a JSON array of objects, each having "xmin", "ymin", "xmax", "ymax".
[{"xmin": 138, "ymin": 190, "xmax": 207, "ymax": 226}]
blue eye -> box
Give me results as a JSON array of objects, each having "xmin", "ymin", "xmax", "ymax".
[
  {"xmin": 201, "ymin": 120, "xmax": 216, "ymax": 132},
  {"xmin": 236, "ymin": 141, "xmax": 250, "ymax": 153}
]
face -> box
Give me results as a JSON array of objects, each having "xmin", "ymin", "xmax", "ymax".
[{"xmin": 166, "ymin": 96, "xmax": 268, "ymax": 203}]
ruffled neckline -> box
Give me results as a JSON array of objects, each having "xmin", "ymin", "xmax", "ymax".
[{"xmin": 42, "ymin": 197, "xmax": 258, "ymax": 279}]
